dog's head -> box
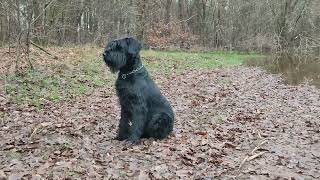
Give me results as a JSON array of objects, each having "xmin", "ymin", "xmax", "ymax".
[{"xmin": 103, "ymin": 37, "xmax": 142, "ymax": 73}]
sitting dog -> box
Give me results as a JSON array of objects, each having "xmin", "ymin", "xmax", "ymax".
[{"xmin": 103, "ymin": 37, "xmax": 174, "ymax": 143}]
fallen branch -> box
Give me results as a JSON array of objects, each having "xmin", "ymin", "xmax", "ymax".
[
  {"xmin": 239, "ymin": 140, "xmax": 268, "ymax": 169},
  {"xmin": 30, "ymin": 124, "xmax": 42, "ymax": 139},
  {"xmin": 239, "ymin": 151, "xmax": 268, "ymax": 170},
  {"xmin": 257, "ymin": 130, "xmax": 262, "ymax": 139},
  {"xmin": 250, "ymin": 140, "xmax": 268, "ymax": 155},
  {"xmin": 247, "ymin": 151, "xmax": 267, "ymax": 161},
  {"xmin": 239, "ymin": 155, "xmax": 249, "ymax": 169},
  {"xmin": 30, "ymin": 41, "xmax": 58, "ymax": 59}
]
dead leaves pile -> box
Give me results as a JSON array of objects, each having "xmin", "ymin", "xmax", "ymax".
[{"xmin": 1, "ymin": 67, "xmax": 320, "ymax": 179}]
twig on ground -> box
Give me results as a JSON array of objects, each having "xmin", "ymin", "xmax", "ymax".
[
  {"xmin": 250, "ymin": 140, "xmax": 268, "ymax": 155},
  {"xmin": 247, "ymin": 151, "xmax": 267, "ymax": 161},
  {"xmin": 30, "ymin": 41, "xmax": 58, "ymax": 59},
  {"xmin": 30, "ymin": 124, "xmax": 42, "ymax": 139},
  {"xmin": 258, "ymin": 130, "xmax": 262, "ymax": 139},
  {"xmin": 239, "ymin": 155, "xmax": 249, "ymax": 169},
  {"xmin": 239, "ymin": 140, "xmax": 268, "ymax": 169}
]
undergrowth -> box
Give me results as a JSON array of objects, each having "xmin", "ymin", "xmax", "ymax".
[
  {"xmin": 4, "ymin": 48, "xmax": 110, "ymax": 108},
  {"xmin": 3, "ymin": 48, "xmax": 263, "ymax": 108}
]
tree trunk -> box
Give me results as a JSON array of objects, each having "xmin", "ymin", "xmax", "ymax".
[
  {"xmin": 33, "ymin": 0, "xmax": 43, "ymax": 44},
  {"xmin": 165, "ymin": 0, "xmax": 172, "ymax": 24},
  {"xmin": 135, "ymin": 0, "xmax": 147, "ymax": 42}
]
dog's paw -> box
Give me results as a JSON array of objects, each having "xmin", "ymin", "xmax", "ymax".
[
  {"xmin": 121, "ymin": 139, "xmax": 140, "ymax": 150},
  {"xmin": 127, "ymin": 138, "xmax": 141, "ymax": 145},
  {"xmin": 115, "ymin": 135, "xmax": 126, "ymax": 141}
]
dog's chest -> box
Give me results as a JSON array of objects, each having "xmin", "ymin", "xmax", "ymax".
[
  {"xmin": 115, "ymin": 77, "xmax": 150, "ymax": 98},
  {"xmin": 116, "ymin": 78, "xmax": 137, "ymax": 95}
]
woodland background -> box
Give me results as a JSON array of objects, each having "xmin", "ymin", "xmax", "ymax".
[
  {"xmin": 0, "ymin": 0, "xmax": 319, "ymax": 56},
  {"xmin": 1, "ymin": 1, "xmax": 320, "ymax": 179}
]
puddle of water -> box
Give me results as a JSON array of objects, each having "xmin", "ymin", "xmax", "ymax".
[{"xmin": 245, "ymin": 56, "xmax": 320, "ymax": 88}]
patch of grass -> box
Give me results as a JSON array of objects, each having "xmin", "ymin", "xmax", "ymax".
[
  {"xmin": 6, "ymin": 151, "xmax": 22, "ymax": 160},
  {"xmin": 141, "ymin": 50, "xmax": 264, "ymax": 74},
  {"xmin": 77, "ymin": 84, "xmax": 88, "ymax": 95},
  {"xmin": 0, "ymin": 112, "xmax": 5, "ymax": 118},
  {"xmin": 60, "ymin": 141, "xmax": 75, "ymax": 150},
  {"xmin": 214, "ymin": 115, "xmax": 226, "ymax": 124},
  {"xmin": 4, "ymin": 48, "xmax": 110, "ymax": 108},
  {"xmin": 3, "ymin": 47, "xmax": 263, "ymax": 108}
]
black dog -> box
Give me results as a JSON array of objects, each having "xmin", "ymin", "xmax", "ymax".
[{"xmin": 103, "ymin": 37, "xmax": 174, "ymax": 143}]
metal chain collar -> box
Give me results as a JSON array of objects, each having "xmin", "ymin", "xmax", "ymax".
[{"xmin": 121, "ymin": 65, "xmax": 144, "ymax": 79}]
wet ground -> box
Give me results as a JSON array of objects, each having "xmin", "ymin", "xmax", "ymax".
[
  {"xmin": 1, "ymin": 67, "xmax": 320, "ymax": 179},
  {"xmin": 246, "ymin": 56, "xmax": 320, "ymax": 88}
]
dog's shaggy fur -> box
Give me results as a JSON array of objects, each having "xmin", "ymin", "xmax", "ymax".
[{"xmin": 103, "ymin": 37, "xmax": 174, "ymax": 143}]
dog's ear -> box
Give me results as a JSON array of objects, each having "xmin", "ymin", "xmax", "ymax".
[{"xmin": 126, "ymin": 37, "xmax": 142, "ymax": 57}]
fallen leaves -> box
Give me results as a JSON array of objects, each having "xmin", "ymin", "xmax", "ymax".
[
  {"xmin": 0, "ymin": 170, "xmax": 6, "ymax": 180},
  {"xmin": 1, "ymin": 67, "xmax": 320, "ymax": 179}
]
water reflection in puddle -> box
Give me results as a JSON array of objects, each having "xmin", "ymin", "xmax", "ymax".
[{"xmin": 245, "ymin": 57, "xmax": 320, "ymax": 88}]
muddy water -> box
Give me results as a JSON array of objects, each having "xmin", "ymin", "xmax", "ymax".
[{"xmin": 245, "ymin": 57, "xmax": 320, "ymax": 88}]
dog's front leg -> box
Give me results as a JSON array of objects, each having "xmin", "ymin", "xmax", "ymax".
[
  {"xmin": 116, "ymin": 110, "xmax": 130, "ymax": 141},
  {"xmin": 117, "ymin": 92, "xmax": 147, "ymax": 144},
  {"xmin": 127, "ymin": 108, "xmax": 146, "ymax": 144}
]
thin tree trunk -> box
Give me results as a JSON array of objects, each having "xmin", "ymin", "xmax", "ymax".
[
  {"xmin": 8, "ymin": 16, "xmax": 11, "ymax": 53},
  {"xmin": 165, "ymin": 0, "xmax": 172, "ymax": 24},
  {"xmin": 136, "ymin": 0, "xmax": 147, "ymax": 41}
]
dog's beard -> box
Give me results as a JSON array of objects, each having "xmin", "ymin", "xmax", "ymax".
[
  {"xmin": 108, "ymin": 66, "xmax": 118, "ymax": 74},
  {"xmin": 104, "ymin": 52, "xmax": 127, "ymax": 73}
]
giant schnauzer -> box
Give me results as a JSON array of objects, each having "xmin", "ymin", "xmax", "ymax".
[{"xmin": 103, "ymin": 37, "xmax": 174, "ymax": 143}]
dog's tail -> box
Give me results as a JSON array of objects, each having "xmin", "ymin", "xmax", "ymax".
[{"xmin": 145, "ymin": 112, "xmax": 174, "ymax": 139}]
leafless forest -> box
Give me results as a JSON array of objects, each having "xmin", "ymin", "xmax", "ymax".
[
  {"xmin": 0, "ymin": 0, "xmax": 319, "ymax": 55},
  {"xmin": 1, "ymin": 1, "xmax": 320, "ymax": 179}
]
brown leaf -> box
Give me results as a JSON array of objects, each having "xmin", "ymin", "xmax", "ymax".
[
  {"xmin": 223, "ymin": 142, "xmax": 237, "ymax": 149},
  {"xmin": 195, "ymin": 131, "xmax": 208, "ymax": 136}
]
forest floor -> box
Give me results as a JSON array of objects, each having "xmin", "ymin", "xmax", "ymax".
[{"xmin": 0, "ymin": 47, "xmax": 319, "ymax": 179}]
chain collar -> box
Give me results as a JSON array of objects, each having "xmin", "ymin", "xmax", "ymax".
[{"xmin": 120, "ymin": 65, "xmax": 144, "ymax": 79}]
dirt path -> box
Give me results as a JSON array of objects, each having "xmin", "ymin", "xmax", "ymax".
[{"xmin": 1, "ymin": 67, "xmax": 319, "ymax": 179}]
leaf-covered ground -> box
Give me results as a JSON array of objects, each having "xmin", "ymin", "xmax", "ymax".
[{"xmin": 1, "ymin": 49, "xmax": 320, "ymax": 179}]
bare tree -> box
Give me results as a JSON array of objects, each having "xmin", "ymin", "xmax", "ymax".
[{"xmin": 0, "ymin": 0, "xmax": 318, "ymax": 57}]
